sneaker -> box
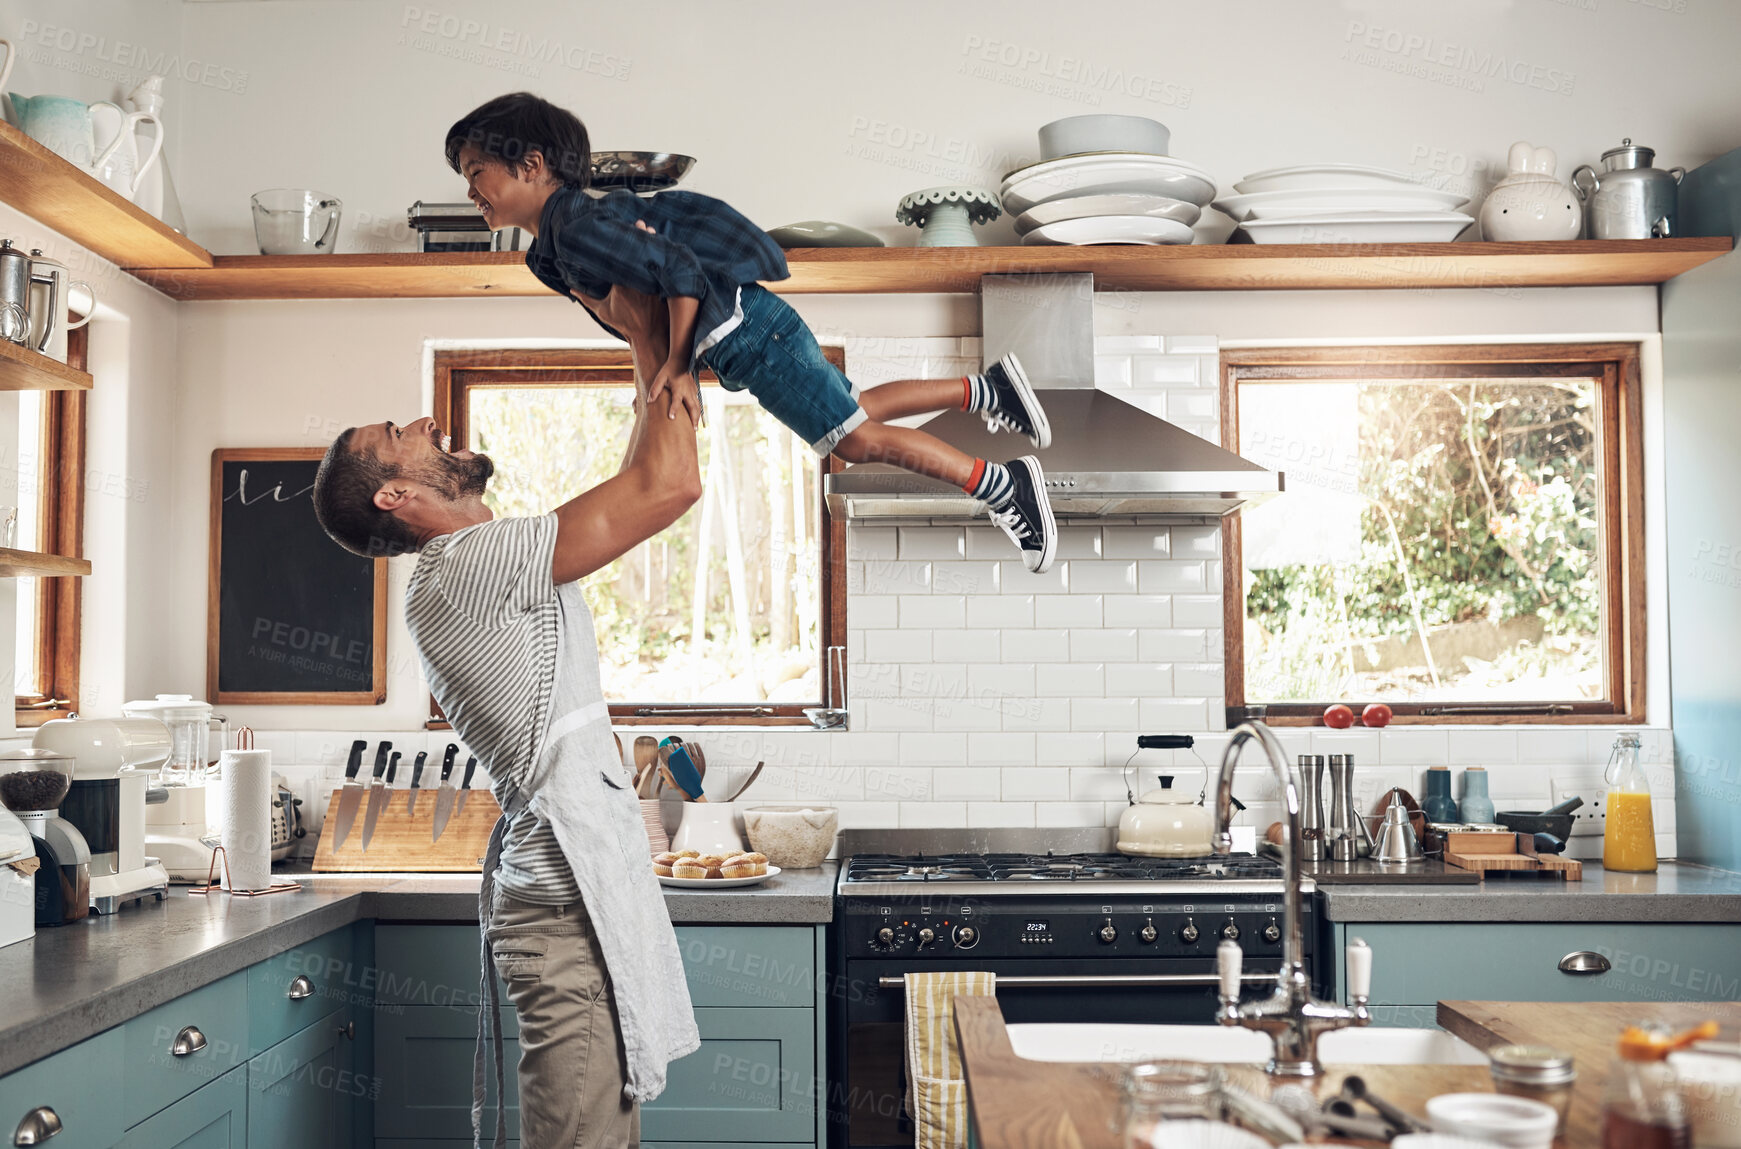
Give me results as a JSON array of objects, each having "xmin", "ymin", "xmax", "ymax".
[
  {"xmin": 987, "ymin": 456, "xmax": 1057, "ymax": 574},
  {"xmin": 979, "ymin": 353, "xmax": 1052, "ymax": 450}
]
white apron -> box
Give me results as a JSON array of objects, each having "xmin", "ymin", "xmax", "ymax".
[{"xmin": 473, "ymin": 583, "xmax": 700, "ymax": 1148}]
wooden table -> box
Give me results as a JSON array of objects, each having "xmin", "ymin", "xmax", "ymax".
[{"xmin": 1440, "ymin": 1000, "xmax": 1741, "ymax": 1148}]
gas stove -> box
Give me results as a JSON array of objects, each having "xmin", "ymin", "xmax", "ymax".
[{"xmin": 840, "ymin": 850, "xmax": 1289, "ymax": 895}]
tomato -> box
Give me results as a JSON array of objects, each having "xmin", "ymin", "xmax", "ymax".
[
  {"xmin": 1362, "ymin": 703, "xmax": 1394, "ymax": 728},
  {"xmin": 1323, "ymin": 704, "xmax": 1355, "ymax": 729}
]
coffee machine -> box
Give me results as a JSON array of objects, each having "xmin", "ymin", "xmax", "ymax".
[
  {"xmin": 0, "ymin": 748, "xmax": 90, "ymax": 926},
  {"xmin": 35, "ymin": 718, "xmax": 172, "ymax": 912},
  {"xmin": 118, "ymin": 696, "xmax": 226, "ymax": 882}
]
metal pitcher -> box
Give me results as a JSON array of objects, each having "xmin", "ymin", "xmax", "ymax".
[
  {"xmin": 1572, "ymin": 139, "xmax": 1685, "ymax": 239},
  {"xmin": 26, "ymin": 251, "xmax": 94, "ymax": 364}
]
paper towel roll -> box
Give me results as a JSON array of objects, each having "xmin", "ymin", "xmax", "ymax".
[{"xmin": 219, "ymin": 749, "xmax": 273, "ymax": 890}]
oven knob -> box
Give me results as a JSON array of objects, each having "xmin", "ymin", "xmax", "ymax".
[
  {"xmin": 1139, "ymin": 919, "xmax": 1158, "ymax": 944},
  {"xmin": 953, "ymin": 926, "xmax": 979, "ymax": 949},
  {"xmin": 1180, "ymin": 919, "xmax": 1200, "ymax": 944},
  {"xmin": 1262, "ymin": 919, "xmax": 1281, "ymax": 944},
  {"xmin": 1220, "ymin": 921, "xmax": 1241, "ymax": 942},
  {"xmin": 1098, "ymin": 918, "xmax": 1118, "ymax": 944},
  {"xmin": 916, "ymin": 928, "xmax": 936, "ymax": 950},
  {"xmin": 876, "ymin": 927, "xmax": 895, "ymax": 948}
]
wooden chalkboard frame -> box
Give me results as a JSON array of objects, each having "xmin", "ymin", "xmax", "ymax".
[{"xmin": 207, "ymin": 448, "xmax": 388, "ymax": 705}]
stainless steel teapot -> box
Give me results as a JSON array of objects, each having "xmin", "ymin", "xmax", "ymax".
[{"xmin": 1572, "ymin": 139, "xmax": 1685, "ymax": 239}]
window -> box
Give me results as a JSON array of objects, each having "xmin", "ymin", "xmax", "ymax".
[
  {"xmin": 432, "ymin": 348, "xmax": 845, "ymax": 725},
  {"xmin": 15, "ymin": 325, "xmax": 87, "ymax": 726},
  {"xmin": 1220, "ymin": 344, "xmax": 1645, "ymax": 725}
]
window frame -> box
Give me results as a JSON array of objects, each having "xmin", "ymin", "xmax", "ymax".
[
  {"xmin": 1219, "ymin": 342, "xmax": 1646, "ymax": 727},
  {"xmin": 429, "ymin": 347, "xmax": 846, "ymax": 727},
  {"xmin": 15, "ymin": 324, "xmax": 87, "ymax": 727}
]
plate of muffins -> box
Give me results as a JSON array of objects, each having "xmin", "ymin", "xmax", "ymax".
[{"xmin": 654, "ymin": 849, "xmax": 780, "ymax": 888}]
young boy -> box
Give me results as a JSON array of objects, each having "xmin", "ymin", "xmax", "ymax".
[{"xmin": 444, "ymin": 92, "xmax": 1059, "ymax": 572}]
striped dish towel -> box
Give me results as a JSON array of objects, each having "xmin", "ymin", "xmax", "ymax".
[{"xmin": 904, "ymin": 971, "xmax": 997, "ymax": 1149}]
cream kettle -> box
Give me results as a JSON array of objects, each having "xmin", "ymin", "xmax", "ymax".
[{"xmin": 1117, "ymin": 773, "xmax": 1215, "ymax": 857}]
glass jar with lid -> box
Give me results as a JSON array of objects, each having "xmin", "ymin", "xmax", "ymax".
[
  {"xmin": 1120, "ymin": 1060, "xmax": 1221, "ymax": 1149},
  {"xmin": 0, "ymin": 748, "xmax": 76, "ymax": 813},
  {"xmin": 1488, "ymin": 1044, "xmax": 1576, "ymax": 1136}
]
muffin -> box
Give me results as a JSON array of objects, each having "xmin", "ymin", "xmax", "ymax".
[
  {"xmin": 740, "ymin": 851, "xmax": 769, "ymax": 876},
  {"xmin": 671, "ymin": 858, "xmax": 707, "ymax": 879},
  {"xmin": 720, "ymin": 854, "xmax": 758, "ymax": 879},
  {"xmin": 676, "ymin": 849, "xmax": 701, "ymax": 859},
  {"xmin": 694, "ymin": 853, "xmax": 727, "ymax": 879},
  {"xmin": 652, "ymin": 851, "xmax": 679, "ymax": 877}
]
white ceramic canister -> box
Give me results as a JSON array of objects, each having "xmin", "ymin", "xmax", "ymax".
[{"xmin": 669, "ymin": 801, "xmax": 747, "ymax": 857}]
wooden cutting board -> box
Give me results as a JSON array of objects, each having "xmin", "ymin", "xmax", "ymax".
[
  {"xmin": 1444, "ymin": 831, "xmax": 1583, "ymax": 879},
  {"xmin": 311, "ymin": 787, "xmax": 499, "ymax": 872}
]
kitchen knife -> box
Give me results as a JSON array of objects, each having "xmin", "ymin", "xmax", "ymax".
[
  {"xmin": 360, "ymin": 741, "xmax": 394, "ymax": 852},
  {"xmin": 329, "ymin": 739, "xmax": 370, "ymax": 851},
  {"xmin": 453, "ymin": 756, "xmax": 478, "ymax": 817},
  {"xmin": 430, "ymin": 743, "xmax": 460, "ymax": 843},
  {"xmin": 406, "ymin": 751, "xmax": 427, "ymax": 815}
]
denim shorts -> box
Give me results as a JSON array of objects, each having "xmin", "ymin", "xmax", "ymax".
[{"xmin": 698, "ymin": 284, "xmax": 866, "ymax": 456}]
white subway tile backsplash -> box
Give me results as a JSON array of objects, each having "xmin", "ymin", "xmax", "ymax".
[
  {"xmin": 1132, "ymin": 354, "xmax": 1200, "ymax": 386},
  {"xmin": 901, "ymin": 595, "xmax": 966, "ymax": 629},
  {"xmin": 1104, "ymin": 596, "xmax": 1173, "ymax": 628},
  {"xmin": 1096, "ymin": 356, "xmax": 1133, "ymax": 388},
  {"xmin": 1119, "ymin": 664, "xmax": 1174, "ymax": 697},
  {"xmin": 1042, "ymin": 733, "xmax": 1108, "ymax": 767},
  {"xmin": 932, "ymin": 696, "xmax": 1004, "ymax": 732},
  {"xmin": 848, "ymin": 526, "xmax": 898, "ymax": 561},
  {"xmin": 865, "ymin": 766, "xmax": 933, "ymax": 802},
  {"xmin": 1103, "ymin": 527, "xmax": 1172, "ymax": 560},
  {"xmin": 969, "ymin": 593, "xmax": 1029, "ymax": 628},
  {"xmin": 1037, "ymin": 663, "xmax": 1105, "ymax": 697},
  {"xmin": 854, "ymin": 595, "xmax": 899, "ymax": 629},
  {"xmin": 1167, "ymin": 335, "xmax": 1220, "ymax": 354},
  {"xmin": 1172, "ymin": 595, "xmax": 1223, "ymax": 627},
  {"xmin": 900, "ymin": 801, "xmax": 966, "ymax": 828},
  {"xmin": 1070, "ymin": 628, "xmax": 1140, "ymax": 662},
  {"xmin": 964, "ymin": 525, "xmax": 1009, "ymax": 560},
  {"xmin": 932, "ymin": 767, "xmax": 1001, "ymax": 801},
  {"xmin": 1138, "ymin": 561, "xmax": 1207, "ymax": 593},
  {"xmin": 858, "ymin": 698, "xmax": 933, "ymax": 732},
  {"xmin": 837, "ymin": 801, "xmax": 901, "ymax": 829},
  {"xmin": 1056, "ymin": 528, "xmax": 1105, "ymax": 560},
  {"xmin": 902, "ymin": 663, "xmax": 967, "ymax": 699},
  {"xmin": 1070, "ymin": 561, "xmax": 1139, "ymax": 594},
  {"xmin": 1001, "ymin": 698, "xmax": 1073, "ymax": 732},
  {"xmin": 853, "ymin": 663, "xmax": 904, "ymax": 700},
  {"xmin": 1169, "ymin": 391, "xmax": 1218, "ymax": 420},
  {"xmin": 969, "ymin": 733, "xmax": 1036, "ymax": 766},
  {"xmin": 1139, "ymin": 629, "xmax": 1208, "ymax": 661},
  {"xmin": 967, "ymin": 801, "xmax": 1035, "ymax": 827},
  {"xmin": 1036, "ymin": 801, "xmax": 1111, "ymax": 828},
  {"xmin": 969, "ymin": 664, "xmax": 1038, "ymax": 700},
  {"xmin": 932, "ymin": 630, "xmax": 1001, "ymax": 662},
  {"xmin": 933, "ymin": 561, "xmax": 1000, "ymax": 596},
  {"xmin": 1099, "ymin": 335, "xmax": 1163, "ymax": 352},
  {"xmin": 1170, "ymin": 525, "xmax": 1222, "ymax": 557},
  {"xmin": 1002, "ymin": 629, "xmax": 1071, "ymax": 662},
  {"xmin": 1073, "ymin": 698, "xmax": 1141, "ymax": 732},
  {"xmin": 1004, "ymin": 561, "xmax": 1067, "ymax": 593},
  {"xmin": 863, "ymin": 560, "xmax": 931, "ymax": 594},
  {"xmin": 830, "ymin": 734, "xmax": 899, "ymax": 767},
  {"xmin": 1378, "ymin": 728, "xmax": 1449, "ymax": 764},
  {"xmin": 1036, "ymin": 595, "xmax": 1103, "ymax": 628},
  {"xmin": 1312, "ymin": 729, "xmax": 1383, "ymax": 761},
  {"xmin": 864, "ymin": 629, "xmax": 925, "ymax": 664},
  {"xmin": 1448, "ymin": 729, "xmax": 1520, "ymax": 765},
  {"xmin": 1140, "ymin": 698, "xmax": 1211, "ymax": 730},
  {"xmin": 1517, "ymin": 729, "xmax": 1594, "ymax": 764},
  {"xmin": 1070, "ymin": 766, "xmax": 1131, "ymax": 802},
  {"xmin": 898, "ymin": 733, "xmax": 968, "ymax": 765},
  {"xmin": 1000, "ymin": 766, "xmax": 1071, "ymax": 801}
]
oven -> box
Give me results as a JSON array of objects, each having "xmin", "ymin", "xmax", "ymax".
[{"xmin": 826, "ymin": 847, "xmax": 1318, "ymax": 1149}]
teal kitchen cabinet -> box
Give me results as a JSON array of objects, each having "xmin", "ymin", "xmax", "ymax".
[
  {"xmin": 1333, "ymin": 922, "xmax": 1741, "ymax": 1022},
  {"xmin": 0, "ymin": 1028, "xmax": 125, "ymax": 1149},
  {"xmin": 123, "ymin": 971, "xmax": 252, "ymax": 1129},
  {"xmin": 246, "ymin": 1004, "xmax": 363, "ymax": 1149},
  {"xmin": 372, "ymin": 924, "xmax": 829, "ymax": 1147},
  {"xmin": 247, "ymin": 922, "xmax": 359, "ymax": 1053},
  {"xmin": 117, "ymin": 1066, "xmax": 247, "ymax": 1149}
]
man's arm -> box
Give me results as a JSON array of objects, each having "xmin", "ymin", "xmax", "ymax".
[
  {"xmin": 551, "ymin": 287, "xmax": 701, "ymax": 585},
  {"xmin": 644, "ymin": 296, "xmax": 702, "ymax": 427}
]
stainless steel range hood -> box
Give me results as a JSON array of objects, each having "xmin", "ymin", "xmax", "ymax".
[{"xmin": 826, "ymin": 274, "xmax": 1283, "ymax": 521}]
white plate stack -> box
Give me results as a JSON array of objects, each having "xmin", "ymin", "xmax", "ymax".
[
  {"xmin": 1216, "ymin": 164, "xmax": 1473, "ymax": 244},
  {"xmin": 1005, "ymin": 115, "xmax": 1216, "ymax": 246}
]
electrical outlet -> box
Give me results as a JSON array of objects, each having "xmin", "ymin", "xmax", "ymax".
[{"xmin": 1551, "ymin": 771, "xmax": 1609, "ymax": 837}]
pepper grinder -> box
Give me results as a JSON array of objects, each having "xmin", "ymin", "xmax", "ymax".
[
  {"xmin": 1298, "ymin": 755, "xmax": 1327, "ymax": 861},
  {"xmin": 1327, "ymin": 755, "xmax": 1373, "ymax": 861}
]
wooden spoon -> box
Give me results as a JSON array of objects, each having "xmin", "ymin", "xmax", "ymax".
[{"xmin": 634, "ymin": 736, "xmax": 660, "ymax": 797}]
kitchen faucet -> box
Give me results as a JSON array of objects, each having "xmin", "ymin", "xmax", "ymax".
[{"xmin": 1210, "ymin": 721, "xmax": 1371, "ymax": 1076}]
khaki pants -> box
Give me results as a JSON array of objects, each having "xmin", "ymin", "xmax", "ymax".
[{"xmin": 486, "ymin": 887, "xmax": 640, "ymax": 1148}]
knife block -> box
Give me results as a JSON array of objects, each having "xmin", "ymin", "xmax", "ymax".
[{"xmin": 311, "ymin": 788, "xmax": 502, "ymax": 872}]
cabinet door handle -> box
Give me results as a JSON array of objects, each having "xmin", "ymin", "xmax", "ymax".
[
  {"xmin": 1558, "ymin": 950, "xmax": 1611, "ymax": 975},
  {"xmin": 170, "ymin": 1025, "xmax": 208, "ymax": 1057},
  {"xmin": 287, "ymin": 975, "xmax": 316, "ymax": 1000},
  {"xmin": 335, "ymin": 1020, "xmax": 356, "ymax": 1041},
  {"xmin": 12, "ymin": 1106, "xmax": 61, "ymax": 1146}
]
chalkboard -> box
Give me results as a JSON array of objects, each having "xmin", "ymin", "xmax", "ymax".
[{"xmin": 207, "ymin": 449, "xmax": 387, "ymax": 704}]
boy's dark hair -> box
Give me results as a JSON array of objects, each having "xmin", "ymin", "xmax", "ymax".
[
  {"xmin": 445, "ymin": 92, "xmax": 590, "ymax": 189},
  {"xmin": 312, "ymin": 430, "xmax": 420, "ymax": 559}
]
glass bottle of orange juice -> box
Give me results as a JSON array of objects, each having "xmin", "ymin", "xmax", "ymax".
[{"xmin": 1603, "ymin": 733, "xmax": 1657, "ymax": 873}]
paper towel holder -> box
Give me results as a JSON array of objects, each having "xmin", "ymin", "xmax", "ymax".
[{"xmin": 188, "ymin": 729, "xmax": 302, "ymax": 897}]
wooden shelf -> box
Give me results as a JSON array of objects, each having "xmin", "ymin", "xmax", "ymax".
[
  {"xmin": 0, "ymin": 548, "xmax": 90, "ymax": 578},
  {"xmin": 0, "ymin": 121, "xmax": 210, "ymax": 270},
  {"xmin": 0, "ymin": 339, "xmax": 92, "ymax": 392},
  {"xmin": 130, "ymin": 237, "xmax": 1731, "ymax": 300}
]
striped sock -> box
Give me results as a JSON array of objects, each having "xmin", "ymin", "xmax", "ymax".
[
  {"xmin": 963, "ymin": 459, "xmax": 1015, "ymax": 509},
  {"xmin": 961, "ymin": 374, "xmax": 995, "ymax": 413}
]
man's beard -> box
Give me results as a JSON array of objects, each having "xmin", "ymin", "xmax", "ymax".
[{"xmin": 415, "ymin": 450, "xmax": 494, "ymax": 501}]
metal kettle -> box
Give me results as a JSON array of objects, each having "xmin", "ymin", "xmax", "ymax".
[{"xmin": 1572, "ymin": 139, "xmax": 1685, "ymax": 239}]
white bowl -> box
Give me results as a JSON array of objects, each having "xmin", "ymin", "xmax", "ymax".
[
  {"xmin": 1426, "ymin": 1093, "xmax": 1556, "ymax": 1149},
  {"xmin": 743, "ymin": 806, "xmax": 838, "ymax": 869},
  {"xmin": 1039, "ymin": 114, "xmax": 1169, "ymax": 161}
]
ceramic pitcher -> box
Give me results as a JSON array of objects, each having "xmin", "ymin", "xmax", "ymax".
[{"xmin": 89, "ymin": 103, "xmax": 162, "ymax": 201}]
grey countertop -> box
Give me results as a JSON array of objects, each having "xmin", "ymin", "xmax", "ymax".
[
  {"xmin": 0, "ymin": 864, "xmax": 835, "ymax": 1078},
  {"xmin": 1321, "ymin": 860, "xmax": 1741, "ymax": 922}
]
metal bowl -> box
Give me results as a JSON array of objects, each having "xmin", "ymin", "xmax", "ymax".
[{"xmin": 589, "ymin": 151, "xmax": 696, "ymax": 193}]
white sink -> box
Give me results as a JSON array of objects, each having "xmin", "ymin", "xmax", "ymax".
[{"xmin": 1004, "ymin": 1023, "xmax": 1487, "ymax": 1066}]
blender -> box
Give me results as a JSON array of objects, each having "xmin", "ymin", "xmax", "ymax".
[
  {"xmin": 34, "ymin": 717, "xmax": 172, "ymax": 912},
  {"xmin": 120, "ymin": 695, "xmax": 227, "ymax": 882},
  {"xmin": 0, "ymin": 749, "xmax": 90, "ymax": 925}
]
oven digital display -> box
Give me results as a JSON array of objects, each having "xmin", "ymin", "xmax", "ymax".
[{"xmin": 1023, "ymin": 921, "xmax": 1048, "ymax": 933}]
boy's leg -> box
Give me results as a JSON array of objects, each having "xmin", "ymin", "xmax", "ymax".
[{"xmin": 858, "ymin": 355, "xmax": 1051, "ymax": 449}]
